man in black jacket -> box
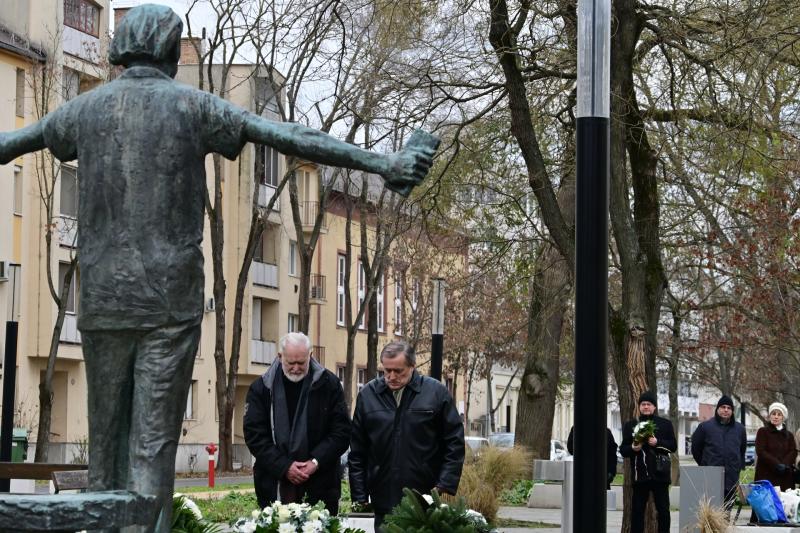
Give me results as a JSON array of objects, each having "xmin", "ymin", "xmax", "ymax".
[
  {"xmin": 243, "ymin": 332, "xmax": 350, "ymax": 513},
  {"xmin": 567, "ymin": 426, "xmax": 618, "ymax": 489},
  {"xmin": 690, "ymin": 395, "xmax": 747, "ymax": 508},
  {"xmin": 349, "ymin": 341, "xmax": 465, "ymax": 528},
  {"xmin": 620, "ymin": 391, "xmax": 677, "ymax": 533}
]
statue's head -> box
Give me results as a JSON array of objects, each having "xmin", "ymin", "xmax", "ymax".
[{"xmin": 109, "ymin": 4, "xmax": 183, "ymax": 78}]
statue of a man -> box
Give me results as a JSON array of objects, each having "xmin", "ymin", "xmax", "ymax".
[{"xmin": 0, "ymin": 5, "xmax": 435, "ymax": 531}]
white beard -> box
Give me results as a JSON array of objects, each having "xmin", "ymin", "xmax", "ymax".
[{"xmin": 284, "ymin": 371, "xmax": 307, "ymax": 383}]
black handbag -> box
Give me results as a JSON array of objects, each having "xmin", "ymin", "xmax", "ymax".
[{"xmin": 654, "ymin": 447, "xmax": 672, "ymax": 477}]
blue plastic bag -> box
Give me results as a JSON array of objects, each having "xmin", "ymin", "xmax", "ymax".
[{"xmin": 748, "ymin": 480, "xmax": 787, "ymax": 523}]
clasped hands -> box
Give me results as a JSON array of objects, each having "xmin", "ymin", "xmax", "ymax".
[
  {"xmin": 285, "ymin": 459, "xmax": 319, "ymax": 485},
  {"xmin": 632, "ymin": 436, "xmax": 657, "ymax": 452}
]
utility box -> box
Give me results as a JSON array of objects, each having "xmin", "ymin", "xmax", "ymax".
[{"xmin": 11, "ymin": 428, "xmax": 28, "ymax": 462}]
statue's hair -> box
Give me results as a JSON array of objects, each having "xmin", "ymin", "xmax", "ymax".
[{"xmin": 109, "ymin": 4, "xmax": 183, "ymax": 67}]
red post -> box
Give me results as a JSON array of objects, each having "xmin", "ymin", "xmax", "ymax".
[{"xmin": 205, "ymin": 443, "xmax": 217, "ymax": 488}]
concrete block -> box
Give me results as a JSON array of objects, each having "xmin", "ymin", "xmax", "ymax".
[{"xmin": 527, "ymin": 483, "xmax": 562, "ymax": 508}]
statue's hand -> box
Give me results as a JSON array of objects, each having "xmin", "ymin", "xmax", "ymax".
[
  {"xmin": 0, "ymin": 132, "xmax": 11, "ymax": 165},
  {"xmin": 383, "ymin": 130, "xmax": 440, "ymax": 197}
]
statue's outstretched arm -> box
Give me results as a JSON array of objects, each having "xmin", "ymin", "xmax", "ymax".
[
  {"xmin": 0, "ymin": 122, "xmax": 46, "ymax": 165},
  {"xmin": 243, "ymin": 115, "xmax": 438, "ymax": 196}
]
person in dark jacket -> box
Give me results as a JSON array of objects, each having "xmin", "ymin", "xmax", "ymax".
[
  {"xmin": 349, "ymin": 341, "xmax": 465, "ymax": 529},
  {"xmin": 243, "ymin": 332, "xmax": 350, "ymax": 513},
  {"xmin": 620, "ymin": 391, "xmax": 677, "ymax": 533},
  {"xmin": 755, "ymin": 402, "xmax": 797, "ymax": 491},
  {"xmin": 567, "ymin": 426, "xmax": 618, "ymax": 489},
  {"xmin": 690, "ymin": 395, "xmax": 747, "ymax": 507}
]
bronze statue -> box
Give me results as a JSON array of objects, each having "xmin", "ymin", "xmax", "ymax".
[{"xmin": 0, "ymin": 4, "xmax": 437, "ymax": 531}]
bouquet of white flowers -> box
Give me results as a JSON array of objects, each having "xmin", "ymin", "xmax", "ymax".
[
  {"xmin": 231, "ymin": 501, "xmax": 365, "ymax": 533},
  {"xmin": 632, "ymin": 420, "xmax": 656, "ymax": 445}
]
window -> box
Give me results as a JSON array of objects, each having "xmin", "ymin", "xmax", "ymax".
[
  {"xmin": 411, "ymin": 279, "xmax": 420, "ymax": 312},
  {"xmin": 336, "ymin": 254, "xmax": 346, "ymax": 326},
  {"xmin": 288, "ymin": 241, "xmax": 297, "ymax": 276},
  {"xmin": 288, "ymin": 313, "xmax": 299, "ymax": 333},
  {"xmin": 357, "ymin": 368, "xmax": 366, "ymax": 391},
  {"xmin": 394, "ymin": 274, "xmax": 403, "ymax": 335},
  {"xmin": 58, "ymin": 262, "xmax": 77, "ymax": 313},
  {"xmin": 64, "ymin": 0, "xmax": 100, "ymax": 36},
  {"xmin": 15, "ymin": 69, "xmax": 24, "ymax": 118},
  {"xmin": 446, "ymin": 377, "xmax": 455, "ymax": 397},
  {"xmin": 254, "ymin": 76, "xmax": 278, "ymax": 114},
  {"xmin": 63, "ymin": 68, "xmax": 80, "ymax": 102},
  {"xmin": 184, "ymin": 380, "xmax": 197, "ymax": 420},
  {"xmin": 357, "ymin": 262, "xmax": 365, "ymax": 330},
  {"xmin": 337, "ymin": 365, "xmax": 346, "ymax": 383},
  {"xmin": 376, "ymin": 274, "xmax": 385, "ymax": 333},
  {"xmin": 377, "ymin": 369, "xmax": 385, "ymax": 378},
  {"xmin": 255, "ymin": 144, "xmax": 279, "ymax": 187},
  {"xmin": 13, "ymin": 166, "xmax": 23, "ymax": 215},
  {"xmin": 252, "ymin": 298, "xmax": 262, "ymax": 340},
  {"xmin": 60, "ymin": 166, "xmax": 78, "ymax": 217}
]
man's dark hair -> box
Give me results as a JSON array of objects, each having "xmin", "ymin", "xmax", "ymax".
[{"xmin": 380, "ymin": 341, "xmax": 415, "ymax": 367}]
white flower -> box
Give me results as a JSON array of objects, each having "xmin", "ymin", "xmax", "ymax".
[
  {"xmin": 251, "ymin": 509, "xmax": 260, "ymax": 519},
  {"xmin": 278, "ymin": 523, "xmax": 295, "ymax": 533},
  {"xmin": 236, "ymin": 521, "xmax": 257, "ymax": 533},
  {"xmin": 180, "ymin": 497, "xmax": 203, "ymax": 520},
  {"xmin": 309, "ymin": 510, "xmax": 320, "ymax": 521},
  {"xmin": 302, "ymin": 519, "xmax": 323, "ymax": 533},
  {"xmin": 422, "ymin": 494, "xmax": 434, "ymax": 505},
  {"xmin": 277, "ymin": 506, "xmax": 292, "ymax": 522}
]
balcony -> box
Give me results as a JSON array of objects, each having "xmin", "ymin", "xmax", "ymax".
[
  {"xmin": 57, "ymin": 216, "xmax": 78, "ymax": 248},
  {"xmin": 312, "ymin": 345, "xmax": 326, "ymax": 366},
  {"xmin": 309, "ymin": 274, "xmax": 326, "ymax": 304},
  {"xmin": 59, "ymin": 314, "xmax": 81, "ymax": 344},
  {"xmin": 300, "ymin": 202, "xmax": 327, "ymax": 233},
  {"xmin": 251, "ymin": 339, "xmax": 277, "ymax": 365},
  {"xmin": 251, "ymin": 260, "xmax": 278, "ymax": 288},
  {"xmin": 63, "ymin": 26, "xmax": 101, "ymax": 63},
  {"xmin": 258, "ymin": 184, "xmax": 280, "ymax": 210}
]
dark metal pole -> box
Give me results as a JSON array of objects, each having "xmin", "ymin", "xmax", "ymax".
[
  {"xmin": 431, "ymin": 334, "xmax": 443, "ymax": 381},
  {"xmin": 574, "ymin": 0, "xmax": 610, "ymax": 529},
  {"xmin": 0, "ymin": 321, "xmax": 19, "ymax": 492},
  {"xmin": 741, "ymin": 402, "xmax": 746, "ymax": 426}
]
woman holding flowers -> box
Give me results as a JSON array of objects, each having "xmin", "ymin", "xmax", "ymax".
[{"xmin": 620, "ymin": 391, "xmax": 677, "ymax": 533}]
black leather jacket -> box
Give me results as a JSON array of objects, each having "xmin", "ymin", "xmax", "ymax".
[{"xmin": 348, "ymin": 370, "xmax": 465, "ymax": 513}]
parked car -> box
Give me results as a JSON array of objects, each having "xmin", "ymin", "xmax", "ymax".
[
  {"xmin": 465, "ymin": 436, "xmax": 490, "ymax": 455},
  {"xmin": 488, "ymin": 432, "xmax": 515, "ymax": 448},
  {"xmin": 550, "ymin": 439, "xmax": 569, "ymax": 461},
  {"xmin": 745, "ymin": 437, "xmax": 756, "ymax": 466}
]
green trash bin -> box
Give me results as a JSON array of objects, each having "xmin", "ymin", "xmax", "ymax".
[{"xmin": 11, "ymin": 428, "xmax": 28, "ymax": 462}]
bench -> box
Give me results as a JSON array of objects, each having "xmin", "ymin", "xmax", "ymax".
[{"xmin": 0, "ymin": 462, "xmax": 88, "ymax": 493}]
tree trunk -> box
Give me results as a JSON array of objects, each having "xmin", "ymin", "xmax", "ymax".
[
  {"xmin": 34, "ymin": 261, "xmax": 75, "ymax": 463},
  {"xmin": 366, "ymin": 290, "xmax": 379, "ymax": 381},
  {"xmin": 668, "ymin": 309, "xmax": 681, "ymax": 484},
  {"xmin": 515, "ymin": 245, "xmax": 569, "ymax": 459}
]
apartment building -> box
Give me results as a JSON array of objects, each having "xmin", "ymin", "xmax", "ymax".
[{"xmin": 0, "ymin": 0, "xmax": 110, "ymax": 463}]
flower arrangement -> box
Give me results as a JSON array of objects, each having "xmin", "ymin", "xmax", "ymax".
[
  {"xmin": 632, "ymin": 420, "xmax": 656, "ymax": 445},
  {"xmin": 381, "ymin": 489, "xmax": 497, "ymax": 533},
  {"xmin": 172, "ymin": 494, "xmax": 224, "ymax": 533},
  {"xmin": 231, "ymin": 501, "xmax": 365, "ymax": 533}
]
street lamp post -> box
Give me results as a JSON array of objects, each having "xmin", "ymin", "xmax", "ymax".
[
  {"xmin": 1, "ymin": 265, "xmax": 21, "ymax": 492},
  {"xmin": 574, "ymin": 0, "xmax": 610, "ymax": 530},
  {"xmin": 430, "ymin": 278, "xmax": 446, "ymax": 381}
]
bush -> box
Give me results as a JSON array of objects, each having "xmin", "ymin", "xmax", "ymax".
[
  {"xmin": 499, "ymin": 479, "xmax": 533, "ymax": 506},
  {"xmin": 457, "ymin": 446, "xmax": 532, "ymax": 522}
]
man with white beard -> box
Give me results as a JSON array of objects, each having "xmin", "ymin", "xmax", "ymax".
[{"xmin": 244, "ymin": 332, "xmax": 350, "ymax": 513}]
